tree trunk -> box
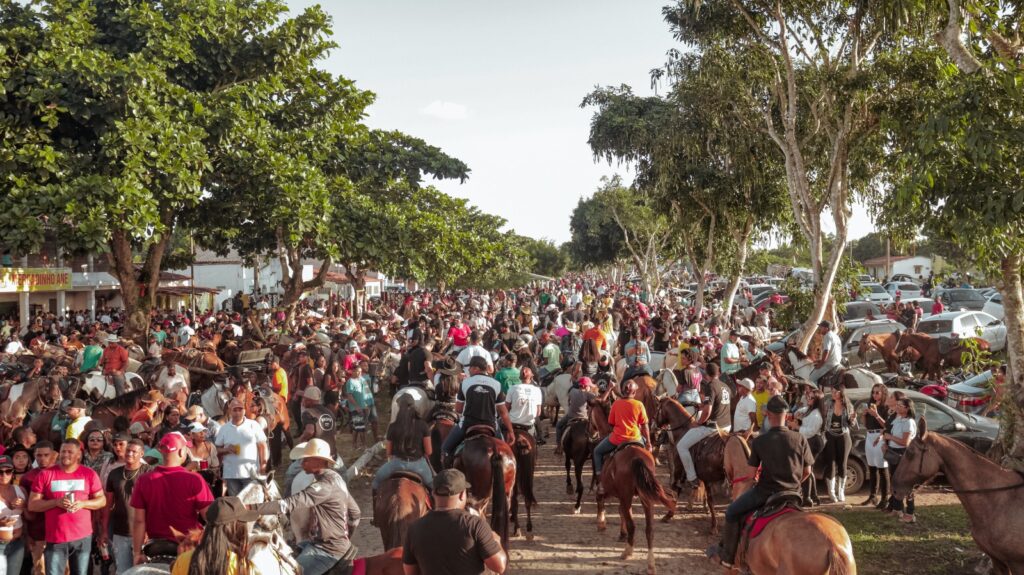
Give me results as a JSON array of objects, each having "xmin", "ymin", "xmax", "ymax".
[
  {"xmin": 798, "ymin": 233, "xmax": 848, "ymax": 352},
  {"xmin": 996, "ymin": 254, "xmax": 1024, "ymax": 469},
  {"xmin": 106, "ymin": 222, "xmax": 171, "ymax": 342},
  {"xmin": 721, "ymin": 217, "xmax": 754, "ymax": 316}
]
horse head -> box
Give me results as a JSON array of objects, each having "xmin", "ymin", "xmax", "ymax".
[
  {"xmin": 892, "ymin": 417, "xmax": 940, "ymax": 498},
  {"xmin": 237, "ymin": 474, "xmax": 286, "ymax": 535}
]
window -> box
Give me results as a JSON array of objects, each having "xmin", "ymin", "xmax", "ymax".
[
  {"xmin": 914, "ymin": 400, "xmax": 955, "ymax": 431},
  {"xmin": 913, "ymin": 265, "xmax": 923, "ymax": 274},
  {"xmin": 918, "ymin": 320, "xmax": 952, "ymax": 335}
]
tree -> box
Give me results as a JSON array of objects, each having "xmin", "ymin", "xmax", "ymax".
[
  {"xmin": 519, "ymin": 236, "xmax": 569, "ymax": 279},
  {"xmin": 0, "ymin": 0, "xmax": 338, "ymax": 333},
  {"xmin": 667, "ymin": 0, "xmax": 891, "ymax": 350},
  {"xmin": 875, "ymin": 1, "xmax": 1024, "ymax": 464},
  {"xmin": 567, "ymin": 192, "xmax": 625, "ymax": 270}
]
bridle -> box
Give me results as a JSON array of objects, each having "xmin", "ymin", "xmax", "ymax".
[{"xmin": 911, "ymin": 439, "xmax": 1024, "ymax": 495}]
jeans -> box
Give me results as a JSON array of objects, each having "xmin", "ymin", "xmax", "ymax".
[
  {"xmin": 111, "ymin": 535, "xmax": 132, "ymax": 575},
  {"xmin": 372, "ymin": 457, "xmax": 434, "ymax": 491},
  {"xmin": 44, "ymin": 536, "xmax": 90, "ymax": 575},
  {"xmin": 295, "ymin": 542, "xmax": 345, "ymax": 575},
  {"xmin": 821, "ymin": 432, "xmax": 852, "ymax": 481},
  {"xmin": 724, "ymin": 487, "xmax": 771, "ymax": 524},
  {"xmin": 676, "ymin": 425, "xmax": 724, "ymax": 483},
  {"xmin": 554, "ymin": 415, "xmax": 570, "ymax": 446},
  {"xmin": 593, "ymin": 436, "xmax": 646, "ymax": 476},
  {"xmin": 0, "ymin": 538, "xmax": 25, "ymax": 575},
  {"xmin": 224, "ymin": 478, "xmax": 253, "ymax": 496},
  {"xmin": 441, "ymin": 423, "xmax": 503, "ymax": 457},
  {"xmin": 109, "ymin": 372, "xmax": 126, "ymax": 396}
]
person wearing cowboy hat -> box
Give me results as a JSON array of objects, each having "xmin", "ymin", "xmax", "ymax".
[
  {"xmin": 251, "ymin": 438, "xmax": 360, "ymax": 575},
  {"xmin": 810, "ymin": 320, "xmax": 843, "ymax": 385},
  {"xmin": 99, "ymin": 333, "xmax": 129, "ymax": 397}
]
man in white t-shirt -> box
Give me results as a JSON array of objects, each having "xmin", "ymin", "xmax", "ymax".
[
  {"xmin": 214, "ymin": 399, "xmax": 268, "ymax": 495},
  {"xmin": 505, "ymin": 372, "xmax": 543, "ymax": 432},
  {"xmin": 732, "ymin": 378, "xmax": 757, "ymax": 433},
  {"xmin": 455, "ymin": 331, "xmax": 493, "ymax": 376},
  {"xmin": 177, "ymin": 319, "xmax": 195, "ymax": 347}
]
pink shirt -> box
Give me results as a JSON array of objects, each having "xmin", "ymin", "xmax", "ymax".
[{"xmin": 31, "ymin": 465, "xmax": 102, "ymax": 544}]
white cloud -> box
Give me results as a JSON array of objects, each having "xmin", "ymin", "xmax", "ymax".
[{"xmin": 419, "ymin": 100, "xmax": 469, "ymax": 120}]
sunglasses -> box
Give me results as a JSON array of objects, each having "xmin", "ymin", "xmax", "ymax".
[
  {"xmin": 88, "ymin": 438, "xmax": 104, "ymax": 442},
  {"xmin": 0, "ymin": 470, "xmax": 13, "ymax": 475}
]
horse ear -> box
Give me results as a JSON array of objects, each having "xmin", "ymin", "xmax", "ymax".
[{"xmin": 917, "ymin": 416, "xmax": 928, "ymax": 441}]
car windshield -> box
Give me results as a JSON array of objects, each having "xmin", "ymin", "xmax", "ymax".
[
  {"xmin": 948, "ymin": 290, "xmax": 985, "ymax": 302},
  {"xmin": 842, "ymin": 303, "xmax": 878, "ymax": 320},
  {"xmin": 918, "ymin": 319, "xmax": 952, "ymax": 334},
  {"xmin": 869, "ymin": 284, "xmax": 886, "ymax": 293}
]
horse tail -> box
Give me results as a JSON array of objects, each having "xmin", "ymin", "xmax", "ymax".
[
  {"xmin": 631, "ymin": 456, "xmax": 675, "ymax": 512},
  {"xmin": 513, "ymin": 433, "xmax": 537, "ymax": 506},
  {"xmin": 825, "ymin": 543, "xmax": 854, "ymax": 575},
  {"xmin": 490, "ymin": 449, "xmax": 510, "ymax": 551}
]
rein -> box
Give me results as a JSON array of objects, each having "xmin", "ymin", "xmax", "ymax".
[{"xmin": 918, "ymin": 443, "xmax": 1024, "ymax": 494}]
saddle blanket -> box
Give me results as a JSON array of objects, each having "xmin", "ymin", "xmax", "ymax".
[{"xmin": 746, "ymin": 506, "xmax": 798, "ymax": 539}]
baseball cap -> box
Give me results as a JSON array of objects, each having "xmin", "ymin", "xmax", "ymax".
[
  {"xmin": 577, "ymin": 377, "xmax": 593, "ymax": 388},
  {"xmin": 187, "ymin": 422, "xmax": 207, "ymax": 434},
  {"xmin": 433, "ymin": 469, "xmax": 470, "ymax": 496},
  {"xmin": 159, "ymin": 431, "xmax": 192, "ymax": 452},
  {"xmin": 766, "ymin": 395, "xmax": 789, "ymax": 414},
  {"xmin": 303, "ymin": 387, "xmax": 323, "ymax": 402},
  {"xmin": 0, "ymin": 456, "xmax": 13, "ymax": 470},
  {"xmin": 468, "ymin": 356, "xmax": 489, "ymax": 370},
  {"xmin": 205, "ymin": 496, "xmax": 259, "ymax": 525},
  {"xmin": 129, "ymin": 422, "xmax": 147, "ymax": 435},
  {"xmin": 736, "ymin": 378, "xmax": 754, "ymax": 391},
  {"xmin": 67, "ymin": 399, "xmax": 87, "ymax": 410}
]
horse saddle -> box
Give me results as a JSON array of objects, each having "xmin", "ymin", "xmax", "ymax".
[
  {"xmin": 429, "ymin": 404, "xmax": 459, "ymax": 423},
  {"xmin": 609, "ymin": 440, "xmax": 645, "ymax": 461},
  {"xmin": 512, "ymin": 423, "xmax": 533, "ymax": 433},
  {"xmin": 465, "ymin": 424, "xmax": 497, "ymax": 439},
  {"xmin": 743, "ymin": 491, "xmax": 803, "ymax": 540},
  {"xmin": 817, "ymin": 367, "xmax": 843, "ymax": 390},
  {"xmin": 142, "ymin": 539, "xmax": 180, "ymax": 563},
  {"xmin": 387, "ymin": 470, "xmax": 426, "ymax": 485},
  {"xmin": 691, "ymin": 430, "xmax": 726, "ymax": 464}
]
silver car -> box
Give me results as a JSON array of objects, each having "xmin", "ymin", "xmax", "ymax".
[
  {"xmin": 840, "ymin": 319, "xmax": 906, "ymax": 372},
  {"xmin": 917, "ymin": 311, "xmax": 1007, "ymax": 352}
]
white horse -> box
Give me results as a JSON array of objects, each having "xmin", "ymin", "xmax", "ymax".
[
  {"xmin": 613, "ymin": 351, "xmax": 666, "ymax": 382},
  {"xmin": 390, "ymin": 384, "xmax": 433, "ymax": 424},
  {"xmin": 80, "ymin": 371, "xmax": 144, "ymax": 400},
  {"xmin": 786, "ymin": 349, "xmax": 882, "ymax": 388},
  {"xmin": 237, "ymin": 479, "xmax": 300, "ymax": 575},
  {"xmin": 543, "ymin": 372, "xmax": 573, "ymax": 417}
]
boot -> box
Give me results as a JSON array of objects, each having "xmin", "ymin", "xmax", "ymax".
[
  {"xmin": 826, "ymin": 478, "xmax": 837, "ymax": 503},
  {"xmin": 718, "ymin": 520, "xmax": 742, "ymax": 566},
  {"xmin": 836, "ymin": 476, "xmax": 846, "ymax": 503},
  {"xmin": 370, "ymin": 489, "xmax": 379, "ymax": 526},
  {"xmin": 860, "ymin": 467, "xmax": 879, "ymax": 506},
  {"xmin": 876, "ymin": 467, "xmax": 891, "ymax": 510}
]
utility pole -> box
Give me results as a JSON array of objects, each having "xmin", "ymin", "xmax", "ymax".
[{"xmin": 190, "ymin": 233, "xmax": 196, "ymax": 318}]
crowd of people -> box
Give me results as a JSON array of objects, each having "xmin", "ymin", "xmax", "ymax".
[{"xmin": 0, "ymin": 273, "xmax": 952, "ymax": 575}]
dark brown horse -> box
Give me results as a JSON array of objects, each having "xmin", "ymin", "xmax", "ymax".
[
  {"xmin": 510, "ymin": 426, "xmax": 537, "ymax": 541},
  {"xmin": 454, "ymin": 432, "xmax": 516, "ymax": 557},
  {"xmin": 595, "ymin": 438, "xmax": 677, "ymax": 575},
  {"xmin": 895, "ymin": 332, "xmax": 991, "ymax": 380},
  {"xmin": 373, "ymin": 474, "xmax": 431, "ymax": 550},
  {"xmin": 562, "ymin": 401, "xmax": 609, "ymax": 514},
  {"xmin": 894, "ymin": 417, "xmax": 1024, "ymax": 574},
  {"xmin": 90, "ymin": 388, "xmax": 156, "ymax": 432},
  {"xmin": 654, "ymin": 397, "xmax": 726, "ymax": 534},
  {"xmin": 857, "ymin": 331, "xmax": 903, "ymax": 373}
]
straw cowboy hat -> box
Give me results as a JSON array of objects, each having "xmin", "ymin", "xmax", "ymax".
[{"xmin": 289, "ymin": 438, "xmax": 334, "ymax": 464}]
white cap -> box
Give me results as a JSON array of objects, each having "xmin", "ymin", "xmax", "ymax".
[{"xmin": 737, "ymin": 378, "xmax": 755, "ymax": 391}]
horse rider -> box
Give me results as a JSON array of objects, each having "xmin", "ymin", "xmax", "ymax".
[
  {"xmin": 553, "ymin": 376, "xmax": 597, "ymax": 455},
  {"xmin": 252, "ymin": 438, "xmax": 360, "ymax": 575},
  {"xmin": 371, "ymin": 394, "xmax": 433, "ymax": 515},
  {"xmin": 675, "ymin": 362, "xmax": 732, "ymax": 490},
  {"xmin": 622, "ymin": 326, "xmax": 653, "ymax": 381},
  {"xmin": 389, "ymin": 330, "xmax": 435, "ymax": 424},
  {"xmin": 591, "ymin": 379, "xmax": 651, "ymax": 492},
  {"xmin": 100, "ymin": 334, "xmax": 129, "ymax": 396},
  {"xmin": 441, "ymin": 356, "xmax": 515, "ymax": 468},
  {"xmin": 706, "ymin": 395, "xmax": 815, "ymax": 568},
  {"xmin": 719, "ymin": 330, "xmax": 743, "ymax": 385},
  {"xmin": 809, "ymin": 321, "xmax": 842, "ymax": 385}
]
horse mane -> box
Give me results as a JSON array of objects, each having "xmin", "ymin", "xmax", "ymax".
[
  {"xmin": 788, "ymin": 347, "xmax": 809, "ymax": 360},
  {"xmin": 92, "ymin": 387, "xmax": 149, "ymax": 412}
]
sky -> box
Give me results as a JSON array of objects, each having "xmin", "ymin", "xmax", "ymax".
[{"xmin": 287, "ymin": 0, "xmax": 874, "ymax": 244}]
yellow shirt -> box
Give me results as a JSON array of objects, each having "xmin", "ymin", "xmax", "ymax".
[
  {"xmin": 66, "ymin": 416, "xmax": 92, "ymax": 441},
  {"xmin": 752, "ymin": 390, "xmax": 771, "ymax": 427},
  {"xmin": 272, "ymin": 367, "xmax": 288, "ymax": 401},
  {"xmin": 171, "ymin": 549, "xmax": 248, "ymax": 575}
]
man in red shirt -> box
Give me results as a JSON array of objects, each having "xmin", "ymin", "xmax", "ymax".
[
  {"xmin": 21, "ymin": 441, "xmax": 56, "ymax": 575},
  {"xmin": 27, "ymin": 439, "xmax": 106, "ymax": 575},
  {"xmin": 129, "ymin": 432, "xmax": 213, "ymax": 565},
  {"xmin": 446, "ymin": 317, "xmax": 470, "ymax": 353},
  {"xmin": 100, "ymin": 335, "xmax": 129, "ymax": 396},
  {"xmin": 931, "ymin": 295, "xmax": 944, "ymax": 315}
]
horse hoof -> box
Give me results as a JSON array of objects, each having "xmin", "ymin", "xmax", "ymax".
[
  {"xmin": 597, "ymin": 521, "xmax": 606, "ymax": 531},
  {"xmin": 660, "ymin": 513, "xmax": 672, "ymax": 523},
  {"xmin": 513, "ymin": 528, "xmax": 521, "ymax": 537},
  {"xmin": 621, "ymin": 546, "xmax": 633, "ymax": 560},
  {"xmin": 647, "ymin": 563, "xmax": 656, "ymax": 575},
  {"xmin": 573, "ymin": 505, "xmax": 582, "ymax": 515},
  {"xmin": 618, "ymin": 533, "xmax": 627, "ymax": 542},
  {"xmin": 526, "ymin": 532, "xmax": 534, "ymax": 542}
]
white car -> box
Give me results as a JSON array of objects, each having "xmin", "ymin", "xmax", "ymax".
[
  {"xmin": 916, "ymin": 311, "xmax": 1007, "ymax": 352},
  {"xmin": 738, "ymin": 283, "xmax": 775, "ymax": 307},
  {"xmin": 983, "ymin": 292, "xmax": 1005, "ymax": 320},
  {"xmin": 859, "ymin": 283, "xmax": 894, "ymax": 304},
  {"xmin": 884, "ymin": 282, "xmax": 923, "ymax": 300}
]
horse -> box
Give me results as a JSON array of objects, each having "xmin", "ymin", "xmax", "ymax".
[
  {"xmin": 542, "ymin": 371, "xmax": 573, "ymax": 424},
  {"xmin": 780, "ymin": 347, "xmax": 882, "ymax": 389},
  {"xmin": 562, "ymin": 400, "xmax": 609, "ymax": 514},
  {"xmin": 894, "ymin": 332, "xmax": 991, "ymax": 380},
  {"xmin": 595, "ymin": 438, "xmax": 676, "ymax": 575},
  {"xmin": 722, "ymin": 433, "xmax": 758, "ymax": 499},
  {"xmin": 374, "ymin": 474, "xmax": 431, "ymax": 550},
  {"xmin": 159, "ymin": 348, "xmax": 226, "ymax": 391},
  {"xmin": 857, "ymin": 331, "xmax": 903, "ymax": 373},
  {"xmin": 893, "ymin": 417, "xmax": 1024, "ymax": 574},
  {"xmin": 454, "ymin": 432, "xmax": 516, "ymax": 555},
  {"xmin": 653, "ymin": 397, "xmax": 726, "ymax": 534},
  {"xmin": 736, "ymin": 505, "xmax": 856, "ymax": 574},
  {"xmin": 510, "ymin": 425, "xmax": 537, "ymax": 540},
  {"xmin": 91, "ymin": 388, "xmax": 158, "ymax": 432}
]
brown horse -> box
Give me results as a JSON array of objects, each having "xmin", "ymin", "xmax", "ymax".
[
  {"xmin": 454, "ymin": 432, "xmax": 516, "ymax": 556},
  {"xmin": 894, "ymin": 332, "xmax": 990, "ymax": 380},
  {"xmin": 737, "ymin": 509, "xmax": 856, "ymax": 574},
  {"xmin": 653, "ymin": 397, "xmax": 726, "ymax": 534},
  {"xmin": 160, "ymin": 347, "xmax": 226, "ymax": 390},
  {"xmin": 373, "ymin": 474, "xmax": 431, "ymax": 550},
  {"xmin": 510, "ymin": 426, "xmax": 537, "ymax": 541},
  {"xmin": 595, "ymin": 439, "xmax": 677, "ymax": 575},
  {"xmin": 562, "ymin": 401, "xmax": 609, "ymax": 514},
  {"xmin": 90, "ymin": 388, "xmax": 157, "ymax": 432},
  {"xmin": 857, "ymin": 331, "xmax": 903, "ymax": 373},
  {"xmin": 893, "ymin": 417, "xmax": 1024, "ymax": 574},
  {"xmin": 722, "ymin": 433, "xmax": 758, "ymax": 499}
]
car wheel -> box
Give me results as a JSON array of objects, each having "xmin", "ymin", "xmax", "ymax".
[{"xmin": 845, "ymin": 459, "xmax": 866, "ymax": 493}]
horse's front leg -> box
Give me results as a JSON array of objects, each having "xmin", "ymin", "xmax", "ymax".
[
  {"xmin": 706, "ymin": 486, "xmax": 718, "ymax": 536},
  {"xmin": 511, "ymin": 483, "xmax": 521, "ymax": 537},
  {"xmin": 620, "ymin": 498, "xmax": 635, "ymax": 557},
  {"xmin": 565, "ymin": 453, "xmax": 574, "ymax": 496}
]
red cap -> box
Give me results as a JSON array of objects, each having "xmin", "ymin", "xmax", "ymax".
[
  {"xmin": 577, "ymin": 377, "xmax": 593, "ymax": 388},
  {"xmin": 158, "ymin": 431, "xmax": 192, "ymax": 452}
]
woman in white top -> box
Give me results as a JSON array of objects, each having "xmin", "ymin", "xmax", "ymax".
[
  {"xmin": 788, "ymin": 387, "xmax": 825, "ymax": 506},
  {"xmin": 883, "ymin": 396, "xmax": 918, "ymax": 523},
  {"xmin": 0, "ymin": 455, "xmax": 25, "ymax": 575}
]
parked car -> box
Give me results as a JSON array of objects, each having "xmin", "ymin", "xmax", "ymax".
[
  {"xmin": 826, "ymin": 388, "xmax": 999, "ymax": 493},
  {"xmin": 856, "ymin": 274, "xmax": 874, "ymax": 284},
  {"xmin": 936, "ymin": 288, "xmax": 988, "ymax": 311},
  {"xmin": 977, "ymin": 287, "xmax": 998, "ymax": 299},
  {"xmin": 840, "ymin": 301, "xmax": 882, "ymax": 324},
  {"xmin": 983, "ymin": 292, "xmax": 1005, "ymax": 320},
  {"xmin": 755, "ymin": 294, "xmax": 789, "ymax": 313},
  {"xmin": 884, "ymin": 282, "xmax": 923, "ymax": 300},
  {"xmin": 890, "ymin": 274, "xmax": 919, "ymax": 284},
  {"xmin": 765, "ymin": 329, "xmax": 799, "ymax": 354},
  {"xmin": 858, "ymin": 283, "xmax": 894, "ymax": 304},
  {"xmin": 946, "ymin": 371, "xmax": 995, "ymax": 415},
  {"xmin": 738, "ymin": 284, "xmax": 775, "ymax": 307},
  {"xmin": 900, "ymin": 297, "xmax": 935, "ymax": 315},
  {"xmin": 916, "ymin": 311, "xmax": 1007, "ymax": 352},
  {"xmin": 839, "ymin": 319, "xmax": 906, "ymax": 372}
]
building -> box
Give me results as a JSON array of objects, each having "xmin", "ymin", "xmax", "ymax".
[{"xmin": 861, "ymin": 255, "xmax": 934, "ymax": 281}]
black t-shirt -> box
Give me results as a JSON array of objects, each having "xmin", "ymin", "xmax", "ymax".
[
  {"xmin": 748, "ymin": 426, "xmax": 814, "ymax": 494},
  {"xmin": 301, "ymin": 405, "xmax": 337, "ymax": 456},
  {"xmin": 458, "ymin": 376, "xmax": 505, "ymax": 429},
  {"xmin": 403, "ymin": 347, "xmax": 431, "ymax": 383},
  {"xmin": 651, "ymin": 317, "xmax": 669, "ymax": 351},
  {"xmin": 387, "ymin": 418, "xmax": 430, "ymax": 460},
  {"xmin": 105, "ymin": 464, "xmax": 152, "ymax": 536},
  {"xmin": 865, "ymin": 404, "xmax": 889, "ymax": 431},
  {"xmin": 403, "ymin": 509, "xmax": 503, "ymax": 575},
  {"xmin": 702, "ymin": 378, "xmax": 733, "ymax": 429}
]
